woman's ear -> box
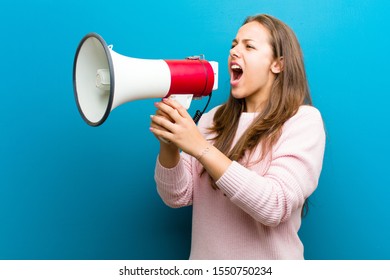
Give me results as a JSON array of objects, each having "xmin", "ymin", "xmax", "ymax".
[{"xmin": 271, "ymin": 57, "xmax": 284, "ymax": 74}]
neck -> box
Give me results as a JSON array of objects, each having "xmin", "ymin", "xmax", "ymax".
[
  {"xmin": 244, "ymin": 96, "xmax": 268, "ymax": 113},
  {"xmin": 244, "ymin": 86, "xmax": 274, "ymax": 113}
]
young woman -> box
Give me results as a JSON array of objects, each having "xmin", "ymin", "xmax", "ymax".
[{"xmin": 150, "ymin": 14, "xmax": 325, "ymax": 259}]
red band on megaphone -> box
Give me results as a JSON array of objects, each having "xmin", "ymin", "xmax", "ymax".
[{"xmin": 165, "ymin": 59, "xmax": 214, "ymax": 97}]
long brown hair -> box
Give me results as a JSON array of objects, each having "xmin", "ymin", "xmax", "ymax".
[{"xmin": 205, "ymin": 14, "xmax": 312, "ymax": 216}]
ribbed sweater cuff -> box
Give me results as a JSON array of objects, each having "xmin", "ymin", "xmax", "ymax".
[{"xmin": 155, "ymin": 156, "xmax": 186, "ymax": 186}]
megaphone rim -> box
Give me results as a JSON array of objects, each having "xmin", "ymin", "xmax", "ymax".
[{"xmin": 73, "ymin": 32, "xmax": 115, "ymax": 126}]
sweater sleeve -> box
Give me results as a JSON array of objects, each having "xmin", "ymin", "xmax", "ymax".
[
  {"xmin": 215, "ymin": 106, "xmax": 326, "ymax": 227},
  {"xmin": 154, "ymin": 154, "xmax": 194, "ymax": 208}
]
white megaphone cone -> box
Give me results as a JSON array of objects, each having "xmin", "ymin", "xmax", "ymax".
[{"xmin": 73, "ymin": 33, "xmax": 218, "ymax": 126}]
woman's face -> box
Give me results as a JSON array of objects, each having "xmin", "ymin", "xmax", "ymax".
[{"xmin": 228, "ymin": 21, "xmax": 280, "ymax": 112}]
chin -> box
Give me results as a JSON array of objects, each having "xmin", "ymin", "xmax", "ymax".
[{"xmin": 231, "ymin": 88, "xmax": 247, "ymax": 100}]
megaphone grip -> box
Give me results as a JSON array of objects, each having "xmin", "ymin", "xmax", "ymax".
[{"xmin": 165, "ymin": 60, "xmax": 215, "ymax": 97}]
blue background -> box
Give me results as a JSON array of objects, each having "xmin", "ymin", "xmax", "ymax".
[{"xmin": 1, "ymin": 0, "xmax": 389, "ymax": 260}]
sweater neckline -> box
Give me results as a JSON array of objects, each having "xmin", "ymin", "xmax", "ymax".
[{"xmin": 240, "ymin": 112, "xmax": 260, "ymax": 119}]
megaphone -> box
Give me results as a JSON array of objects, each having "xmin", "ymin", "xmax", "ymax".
[{"xmin": 73, "ymin": 32, "xmax": 218, "ymax": 126}]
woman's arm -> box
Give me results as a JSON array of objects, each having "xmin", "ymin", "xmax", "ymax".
[{"xmin": 216, "ymin": 106, "xmax": 326, "ymax": 226}]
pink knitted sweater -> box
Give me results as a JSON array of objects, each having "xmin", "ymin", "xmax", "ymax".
[{"xmin": 154, "ymin": 105, "xmax": 325, "ymax": 259}]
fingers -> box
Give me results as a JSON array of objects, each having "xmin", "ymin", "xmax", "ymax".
[
  {"xmin": 150, "ymin": 113, "xmax": 177, "ymax": 143},
  {"xmin": 153, "ymin": 101, "xmax": 179, "ymax": 122},
  {"xmin": 155, "ymin": 98, "xmax": 192, "ymax": 122},
  {"xmin": 150, "ymin": 98, "xmax": 178, "ymax": 135},
  {"xmin": 155, "ymin": 107, "xmax": 173, "ymax": 122},
  {"xmin": 150, "ymin": 97, "xmax": 194, "ymax": 145},
  {"xmin": 150, "ymin": 114, "xmax": 175, "ymax": 132}
]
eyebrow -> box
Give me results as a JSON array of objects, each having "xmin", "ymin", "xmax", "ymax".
[{"xmin": 231, "ymin": 38, "xmax": 256, "ymax": 44}]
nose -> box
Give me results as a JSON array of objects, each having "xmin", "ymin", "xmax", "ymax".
[{"xmin": 230, "ymin": 46, "xmax": 240, "ymax": 58}]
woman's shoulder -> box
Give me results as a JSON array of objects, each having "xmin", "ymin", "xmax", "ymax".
[
  {"xmin": 298, "ymin": 104, "xmax": 321, "ymax": 115},
  {"xmin": 290, "ymin": 105, "xmax": 323, "ymax": 122},
  {"xmin": 282, "ymin": 105, "xmax": 325, "ymax": 138}
]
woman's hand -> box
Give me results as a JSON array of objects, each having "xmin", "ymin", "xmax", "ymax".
[
  {"xmin": 150, "ymin": 97, "xmax": 232, "ymax": 180},
  {"xmin": 150, "ymin": 98, "xmax": 209, "ymax": 158}
]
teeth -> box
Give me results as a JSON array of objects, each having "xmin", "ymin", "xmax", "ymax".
[{"xmin": 231, "ymin": 64, "xmax": 242, "ymax": 70}]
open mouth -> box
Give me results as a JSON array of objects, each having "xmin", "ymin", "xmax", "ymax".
[{"xmin": 231, "ymin": 64, "xmax": 243, "ymax": 81}]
